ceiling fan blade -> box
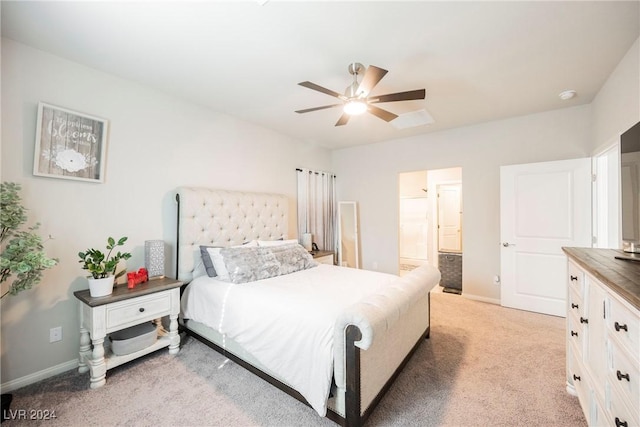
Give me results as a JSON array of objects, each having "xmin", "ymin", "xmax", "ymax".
[
  {"xmin": 295, "ymin": 104, "xmax": 343, "ymax": 114},
  {"xmin": 369, "ymin": 89, "xmax": 426, "ymax": 104},
  {"xmin": 367, "ymin": 105, "xmax": 398, "ymax": 122},
  {"xmin": 335, "ymin": 113, "xmax": 350, "ymax": 126},
  {"xmin": 298, "ymin": 81, "xmax": 347, "ymax": 100},
  {"xmin": 356, "ymin": 65, "xmax": 388, "ymax": 97}
]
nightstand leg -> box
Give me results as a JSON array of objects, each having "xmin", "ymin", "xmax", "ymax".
[
  {"xmin": 78, "ymin": 327, "xmax": 91, "ymax": 374},
  {"xmin": 89, "ymin": 336, "xmax": 107, "ymax": 389},
  {"xmin": 168, "ymin": 313, "xmax": 180, "ymax": 355}
]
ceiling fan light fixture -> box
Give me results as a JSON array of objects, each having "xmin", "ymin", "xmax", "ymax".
[{"xmin": 344, "ymin": 100, "xmax": 367, "ymax": 115}]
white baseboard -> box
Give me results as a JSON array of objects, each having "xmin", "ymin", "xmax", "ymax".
[
  {"xmin": 462, "ymin": 293, "xmax": 501, "ymax": 305},
  {"xmin": 1, "ymin": 359, "xmax": 78, "ymax": 393}
]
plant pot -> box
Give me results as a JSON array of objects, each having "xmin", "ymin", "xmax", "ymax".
[
  {"xmin": 1, "ymin": 393, "xmax": 13, "ymax": 423},
  {"xmin": 88, "ymin": 276, "xmax": 115, "ymax": 297}
]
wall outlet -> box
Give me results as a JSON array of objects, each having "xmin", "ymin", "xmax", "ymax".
[
  {"xmin": 49, "ymin": 326, "xmax": 62, "ymax": 343},
  {"xmin": 372, "ymin": 261, "xmax": 379, "ymax": 271}
]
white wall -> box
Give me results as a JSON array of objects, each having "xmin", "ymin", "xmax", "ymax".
[
  {"xmin": 332, "ymin": 105, "xmax": 592, "ymax": 302},
  {"xmin": 332, "ymin": 36, "xmax": 640, "ymax": 304},
  {"xmin": 0, "ymin": 38, "xmax": 331, "ymax": 388},
  {"xmin": 591, "ymin": 37, "xmax": 640, "ymax": 152},
  {"xmin": 590, "ymin": 36, "xmax": 640, "ymax": 249}
]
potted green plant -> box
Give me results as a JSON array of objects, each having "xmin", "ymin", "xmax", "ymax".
[
  {"xmin": 1, "ymin": 182, "xmax": 58, "ymax": 420},
  {"xmin": 78, "ymin": 236, "xmax": 131, "ymax": 297},
  {"xmin": 1, "ymin": 182, "xmax": 58, "ymax": 298}
]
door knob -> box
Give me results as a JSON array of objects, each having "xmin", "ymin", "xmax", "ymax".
[{"xmin": 502, "ymin": 242, "xmax": 516, "ymax": 247}]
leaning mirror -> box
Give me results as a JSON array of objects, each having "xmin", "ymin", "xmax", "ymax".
[{"xmin": 338, "ymin": 201, "xmax": 359, "ymax": 268}]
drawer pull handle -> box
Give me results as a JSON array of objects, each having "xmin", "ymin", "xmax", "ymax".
[
  {"xmin": 570, "ymin": 275, "xmax": 578, "ymax": 281},
  {"xmin": 571, "ymin": 303, "xmax": 579, "ymax": 309},
  {"xmin": 139, "ymin": 307, "xmax": 145, "ymax": 313},
  {"xmin": 579, "ymin": 317, "xmax": 588, "ymax": 324},
  {"xmin": 616, "ymin": 370, "xmax": 630, "ymax": 382},
  {"xmin": 572, "ymin": 374, "xmax": 580, "ymax": 381},
  {"xmin": 614, "ymin": 322, "xmax": 628, "ymax": 332},
  {"xmin": 571, "ymin": 331, "xmax": 578, "ymax": 337},
  {"xmin": 615, "ymin": 417, "xmax": 628, "ymax": 427}
]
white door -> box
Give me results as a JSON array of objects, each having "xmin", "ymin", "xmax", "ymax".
[
  {"xmin": 500, "ymin": 158, "xmax": 591, "ymax": 317},
  {"xmin": 438, "ymin": 183, "xmax": 462, "ymax": 252}
]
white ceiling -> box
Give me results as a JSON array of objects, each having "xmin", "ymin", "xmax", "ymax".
[{"xmin": 2, "ymin": 1, "xmax": 639, "ymax": 150}]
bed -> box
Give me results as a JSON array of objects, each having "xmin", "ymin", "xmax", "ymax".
[{"xmin": 175, "ymin": 187, "xmax": 441, "ymax": 427}]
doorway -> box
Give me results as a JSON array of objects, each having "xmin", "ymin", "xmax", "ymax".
[{"xmin": 398, "ymin": 168, "xmax": 463, "ymax": 292}]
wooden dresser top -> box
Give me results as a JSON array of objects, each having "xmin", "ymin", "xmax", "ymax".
[{"xmin": 563, "ymin": 247, "xmax": 640, "ymax": 311}]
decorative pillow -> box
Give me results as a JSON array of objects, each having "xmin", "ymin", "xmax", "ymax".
[
  {"xmin": 257, "ymin": 239, "xmax": 299, "ymax": 247},
  {"xmin": 217, "ymin": 246, "xmax": 280, "ymax": 284},
  {"xmin": 212, "ymin": 243, "xmax": 318, "ymax": 284},
  {"xmin": 268, "ymin": 243, "xmax": 318, "ymax": 275},
  {"xmin": 200, "ymin": 240, "xmax": 257, "ymax": 278}
]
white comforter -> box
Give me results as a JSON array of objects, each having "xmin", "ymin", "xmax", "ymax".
[{"xmin": 180, "ymin": 264, "xmax": 398, "ymax": 416}]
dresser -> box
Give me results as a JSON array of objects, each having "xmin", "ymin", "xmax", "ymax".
[
  {"xmin": 74, "ymin": 278, "xmax": 182, "ymax": 389},
  {"xmin": 563, "ymin": 248, "xmax": 639, "ymax": 427}
]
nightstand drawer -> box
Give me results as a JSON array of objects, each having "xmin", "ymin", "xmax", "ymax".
[
  {"xmin": 315, "ymin": 254, "xmax": 334, "ymax": 265},
  {"xmin": 312, "ymin": 251, "xmax": 335, "ymax": 265},
  {"xmin": 106, "ymin": 292, "xmax": 171, "ymax": 329}
]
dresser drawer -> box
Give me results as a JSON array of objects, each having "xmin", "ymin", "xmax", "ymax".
[
  {"xmin": 105, "ymin": 292, "xmax": 171, "ymax": 330},
  {"xmin": 570, "ymin": 350, "xmax": 589, "ymax": 417},
  {"xmin": 608, "ymin": 383, "xmax": 640, "ymax": 427},
  {"xmin": 607, "ymin": 296, "xmax": 640, "ymax": 358},
  {"xmin": 568, "ymin": 286, "xmax": 584, "ymax": 317},
  {"xmin": 568, "ymin": 311, "xmax": 584, "ymax": 356},
  {"xmin": 568, "ymin": 262, "xmax": 585, "ymax": 297},
  {"xmin": 608, "ymin": 342, "xmax": 639, "ymax": 411}
]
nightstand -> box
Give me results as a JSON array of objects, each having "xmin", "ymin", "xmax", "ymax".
[
  {"xmin": 73, "ymin": 277, "xmax": 182, "ymax": 389},
  {"xmin": 312, "ymin": 250, "xmax": 335, "ymax": 265}
]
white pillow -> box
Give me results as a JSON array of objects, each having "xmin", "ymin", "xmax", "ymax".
[{"xmin": 257, "ymin": 239, "xmax": 299, "ymax": 247}]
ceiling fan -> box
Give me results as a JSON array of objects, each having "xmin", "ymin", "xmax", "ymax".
[{"xmin": 295, "ymin": 62, "xmax": 426, "ymax": 127}]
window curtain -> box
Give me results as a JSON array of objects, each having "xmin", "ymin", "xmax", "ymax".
[{"xmin": 296, "ymin": 168, "xmax": 337, "ymax": 252}]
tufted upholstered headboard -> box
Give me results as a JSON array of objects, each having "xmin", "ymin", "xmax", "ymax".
[{"xmin": 175, "ymin": 187, "xmax": 289, "ymax": 283}]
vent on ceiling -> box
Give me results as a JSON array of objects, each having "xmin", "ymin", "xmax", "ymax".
[{"xmin": 391, "ymin": 109, "xmax": 434, "ymax": 130}]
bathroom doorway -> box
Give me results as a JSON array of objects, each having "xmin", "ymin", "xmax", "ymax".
[{"xmin": 398, "ymin": 167, "xmax": 463, "ymax": 292}]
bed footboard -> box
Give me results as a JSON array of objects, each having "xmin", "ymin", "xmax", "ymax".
[{"xmin": 330, "ymin": 265, "xmax": 440, "ymax": 426}]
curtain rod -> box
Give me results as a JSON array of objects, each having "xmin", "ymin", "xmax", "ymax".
[{"xmin": 295, "ymin": 168, "xmax": 337, "ymax": 178}]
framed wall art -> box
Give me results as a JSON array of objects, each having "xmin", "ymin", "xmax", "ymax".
[{"xmin": 33, "ymin": 102, "xmax": 109, "ymax": 183}]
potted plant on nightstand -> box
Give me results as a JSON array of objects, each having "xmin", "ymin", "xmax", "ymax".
[{"xmin": 78, "ymin": 236, "xmax": 131, "ymax": 297}]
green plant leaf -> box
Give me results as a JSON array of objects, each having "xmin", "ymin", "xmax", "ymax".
[{"xmin": 1, "ymin": 185, "xmax": 58, "ymax": 299}]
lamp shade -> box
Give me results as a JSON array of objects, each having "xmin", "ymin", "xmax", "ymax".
[
  {"xmin": 301, "ymin": 233, "xmax": 313, "ymax": 251},
  {"xmin": 144, "ymin": 240, "xmax": 165, "ymax": 279}
]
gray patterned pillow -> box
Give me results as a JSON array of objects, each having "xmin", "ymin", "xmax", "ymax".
[
  {"xmin": 268, "ymin": 243, "xmax": 317, "ymax": 275},
  {"xmin": 219, "ymin": 246, "xmax": 280, "ymax": 284},
  {"xmin": 217, "ymin": 243, "xmax": 317, "ymax": 284}
]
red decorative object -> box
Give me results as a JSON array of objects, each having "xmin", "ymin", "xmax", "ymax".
[{"xmin": 127, "ymin": 268, "xmax": 148, "ymax": 289}]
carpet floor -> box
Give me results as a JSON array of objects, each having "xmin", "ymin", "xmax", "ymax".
[{"xmin": 3, "ymin": 290, "xmax": 586, "ymax": 426}]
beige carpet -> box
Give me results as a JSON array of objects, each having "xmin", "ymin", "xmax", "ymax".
[{"xmin": 3, "ymin": 291, "xmax": 586, "ymax": 426}]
